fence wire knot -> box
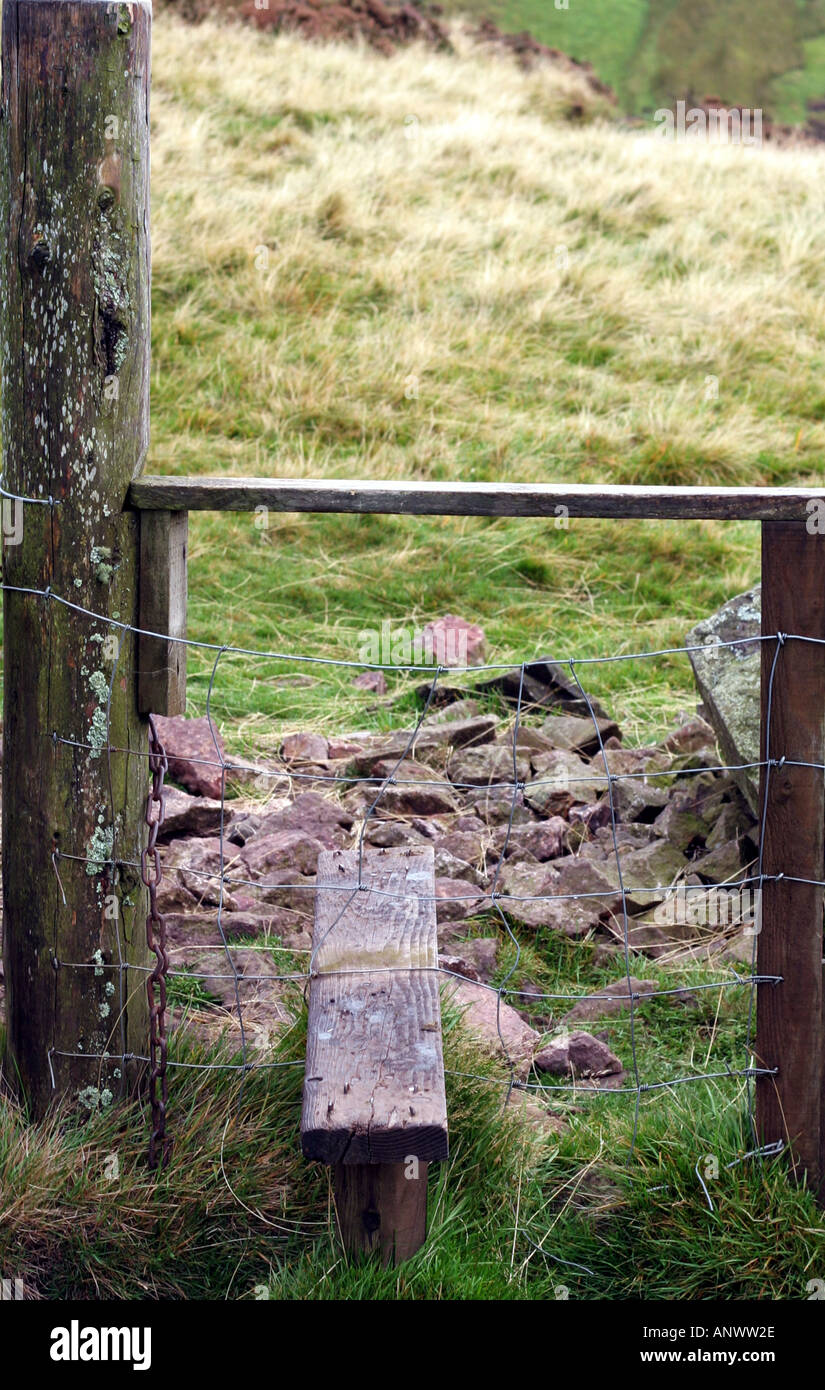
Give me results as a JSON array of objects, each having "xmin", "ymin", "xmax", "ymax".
[{"xmin": 51, "ymin": 847, "xmax": 67, "ymax": 906}]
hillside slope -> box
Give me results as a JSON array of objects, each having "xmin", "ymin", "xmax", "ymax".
[{"xmin": 148, "ymin": 13, "xmax": 825, "ymax": 740}]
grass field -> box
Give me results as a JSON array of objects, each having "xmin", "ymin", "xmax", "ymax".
[
  {"xmin": 445, "ymin": 0, "xmax": 825, "ymax": 122},
  {"xmin": 144, "ymin": 15, "xmax": 825, "ymax": 755},
  {"xmin": 3, "ymin": 970, "xmax": 824, "ymax": 1300},
  {"xmin": 3, "ymin": 12, "xmax": 825, "ymax": 1301}
]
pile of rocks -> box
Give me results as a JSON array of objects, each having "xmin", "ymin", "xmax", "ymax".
[
  {"xmin": 154, "ymin": 678, "xmax": 758, "ymax": 1080},
  {"xmin": 238, "ymin": 0, "xmax": 451, "ymax": 56}
]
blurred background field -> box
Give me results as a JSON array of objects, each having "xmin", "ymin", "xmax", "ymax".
[{"xmin": 143, "ymin": 11, "xmax": 825, "ymax": 746}]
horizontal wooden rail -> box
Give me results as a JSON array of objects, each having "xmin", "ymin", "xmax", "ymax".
[{"xmin": 129, "ymin": 476, "xmax": 825, "ymax": 521}]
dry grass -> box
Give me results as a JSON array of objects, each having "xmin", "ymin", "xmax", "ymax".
[{"xmin": 151, "ymin": 16, "xmax": 825, "ymax": 478}]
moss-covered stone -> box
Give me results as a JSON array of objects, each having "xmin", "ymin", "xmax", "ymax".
[{"xmin": 686, "ymin": 586, "xmax": 761, "ymax": 813}]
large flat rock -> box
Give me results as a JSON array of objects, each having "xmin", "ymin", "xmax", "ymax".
[{"xmin": 686, "ymin": 585, "xmax": 761, "ymax": 813}]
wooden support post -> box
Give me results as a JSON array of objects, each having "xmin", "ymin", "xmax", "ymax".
[
  {"xmin": 333, "ymin": 1163, "xmax": 429, "ymax": 1265},
  {"xmin": 138, "ymin": 510, "xmax": 188, "ymax": 716},
  {"xmin": 1, "ymin": 1, "xmax": 152, "ymax": 1116},
  {"xmin": 757, "ymin": 521, "xmax": 825, "ymax": 1199},
  {"xmin": 302, "ymin": 847, "xmax": 448, "ymax": 1265}
]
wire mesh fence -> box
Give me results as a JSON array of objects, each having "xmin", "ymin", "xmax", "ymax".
[{"xmin": 2, "ymin": 568, "xmax": 814, "ymax": 1201}]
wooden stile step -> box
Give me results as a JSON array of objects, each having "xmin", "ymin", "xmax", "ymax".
[{"xmin": 301, "ymin": 846, "xmax": 448, "ymax": 1262}]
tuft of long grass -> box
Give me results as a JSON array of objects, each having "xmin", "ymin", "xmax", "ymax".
[
  {"xmin": 2, "ymin": 968, "xmax": 823, "ymax": 1300},
  {"xmin": 540, "ymin": 1084, "xmax": 825, "ymax": 1300}
]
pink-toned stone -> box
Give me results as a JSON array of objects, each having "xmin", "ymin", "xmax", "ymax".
[
  {"xmin": 327, "ymin": 736, "xmax": 366, "ymax": 760},
  {"xmin": 435, "ymin": 876, "xmax": 485, "ymax": 923},
  {"xmin": 353, "ymin": 670, "xmax": 387, "ymax": 694},
  {"xmin": 540, "ymin": 712, "xmax": 621, "ymax": 755},
  {"xmin": 562, "ymin": 975, "xmax": 656, "ymax": 1024},
  {"xmin": 281, "ymin": 731, "xmax": 329, "ymax": 761},
  {"xmin": 363, "ymin": 759, "xmax": 458, "ymax": 816},
  {"xmin": 153, "ymin": 715, "xmax": 225, "ymax": 799},
  {"xmin": 449, "ymin": 743, "xmax": 531, "ymax": 788},
  {"xmin": 534, "ymin": 1031, "xmax": 623, "ymax": 1079},
  {"xmin": 499, "ymin": 817, "xmax": 567, "ymax": 862},
  {"xmin": 163, "ymin": 909, "xmax": 292, "ymax": 946},
  {"xmin": 433, "ymin": 846, "xmax": 483, "ymax": 885},
  {"xmin": 464, "ymin": 786, "xmax": 536, "ymax": 826},
  {"xmin": 663, "ymin": 716, "xmax": 717, "ymax": 756},
  {"xmin": 156, "ymin": 788, "xmax": 230, "ymax": 840},
  {"xmin": 155, "ymin": 879, "xmax": 199, "ymax": 914},
  {"xmin": 258, "ymin": 869, "xmax": 316, "ymax": 915},
  {"xmin": 437, "ymin": 829, "xmax": 494, "ymax": 865},
  {"xmin": 439, "ymin": 937, "xmax": 498, "ymax": 984},
  {"xmin": 364, "ymin": 821, "xmax": 427, "ymax": 848},
  {"xmin": 439, "ymin": 953, "xmax": 481, "ymax": 983},
  {"xmin": 240, "ymin": 828, "xmax": 325, "ymax": 878},
  {"xmin": 231, "ymin": 792, "xmax": 353, "ymax": 852},
  {"xmin": 421, "ymin": 614, "xmax": 485, "ymax": 667},
  {"xmin": 347, "ymin": 717, "xmax": 497, "ymax": 778},
  {"xmin": 445, "ymin": 977, "xmax": 539, "ymax": 1073}
]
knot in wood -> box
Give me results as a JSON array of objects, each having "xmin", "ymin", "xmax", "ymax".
[
  {"xmin": 362, "ymin": 1208, "xmax": 381, "ymax": 1235},
  {"xmin": 28, "ymin": 238, "xmax": 51, "ymax": 271}
]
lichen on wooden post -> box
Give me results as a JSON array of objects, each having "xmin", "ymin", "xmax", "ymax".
[{"xmin": 1, "ymin": 0, "xmax": 152, "ymax": 1117}]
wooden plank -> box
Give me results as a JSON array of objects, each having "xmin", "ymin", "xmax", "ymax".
[
  {"xmin": 757, "ymin": 521, "xmax": 825, "ymax": 1200},
  {"xmin": 130, "ymin": 475, "xmax": 825, "ymax": 521},
  {"xmin": 301, "ymin": 846, "xmax": 448, "ymax": 1165},
  {"xmin": 138, "ymin": 510, "xmax": 188, "ymax": 716},
  {"xmin": 333, "ymin": 1162, "xmax": 428, "ymax": 1266}
]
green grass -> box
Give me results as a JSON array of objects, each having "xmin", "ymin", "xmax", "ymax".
[
  {"xmin": 2, "ymin": 956, "xmax": 822, "ymax": 1301},
  {"xmin": 445, "ymin": 0, "xmax": 825, "ymax": 122},
  {"xmin": 770, "ymin": 30, "xmax": 825, "ymax": 123},
  {"xmin": 184, "ymin": 511, "xmax": 759, "ymax": 758},
  {"xmin": 452, "ymin": 0, "xmax": 651, "ymax": 103}
]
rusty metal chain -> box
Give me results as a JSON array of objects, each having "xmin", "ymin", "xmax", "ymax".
[{"xmin": 142, "ymin": 714, "xmax": 171, "ymax": 1171}]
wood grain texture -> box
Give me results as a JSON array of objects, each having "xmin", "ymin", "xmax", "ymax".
[
  {"xmin": 1, "ymin": 1, "xmax": 152, "ymax": 1115},
  {"xmin": 138, "ymin": 510, "xmax": 188, "ymax": 716},
  {"xmin": 757, "ymin": 521, "xmax": 825, "ymax": 1199},
  {"xmin": 301, "ymin": 847, "xmax": 448, "ymax": 1164},
  {"xmin": 130, "ymin": 475, "xmax": 825, "ymax": 521},
  {"xmin": 333, "ymin": 1161, "xmax": 428, "ymax": 1265}
]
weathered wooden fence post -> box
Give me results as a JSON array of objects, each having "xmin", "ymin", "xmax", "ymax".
[
  {"xmin": 1, "ymin": 0, "xmax": 152, "ymax": 1117},
  {"xmin": 757, "ymin": 521, "xmax": 825, "ymax": 1200}
]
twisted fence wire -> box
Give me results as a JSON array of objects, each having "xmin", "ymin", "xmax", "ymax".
[{"xmin": 1, "ymin": 567, "xmax": 814, "ymax": 1270}]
